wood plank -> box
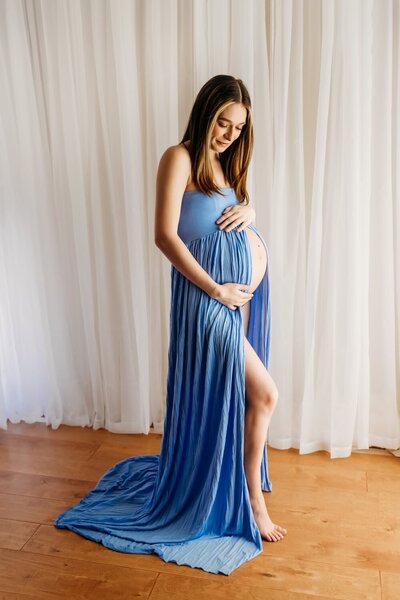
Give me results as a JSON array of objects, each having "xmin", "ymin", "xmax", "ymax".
[
  {"xmin": 267, "ymin": 463, "xmax": 367, "ymax": 493},
  {"xmin": 21, "ymin": 525, "xmax": 182, "ymax": 573},
  {"xmin": 259, "ymin": 518, "xmax": 400, "ymax": 575},
  {"xmin": 381, "ymin": 571, "xmax": 400, "ymax": 600},
  {"xmin": 228, "ymin": 555, "xmax": 380, "ymax": 599},
  {"xmin": 92, "ymin": 435, "xmax": 162, "ymax": 453},
  {"xmin": 0, "ymin": 493, "xmax": 70, "ymax": 525},
  {"xmin": 0, "ymin": 433, "xmax": 98, "ymax": 460},
  {"xmin": 0, "ymin": 470, "xmax": 95, "ymax": 502},
  {"xmin": 269, "ymin": 447, "xmax": 398, "ymax": 474},
  {"xmin": 149, "ymin": 567, "xmax": 379, "ymax": 600},
  {"xmin": 0, "ymin": 434, "xmax": 99, "ymax": 480},
  {"xmin": 0, "ymin": 548, "xmax": 157, "ymax": 599},
  {"xmin": 0, "ymin": 592, "xmax": 50, "ymax": 600},
  {"xmin": 76, "ymin": 448, "xmax": 160, "ymax": 482},
  {"xmin": 262, "ymin": 486, "xmax": 380, "ymax": 529},
  {"xmin": 377, "ymin": 490, "xmax": 400, "ymax": 529},
  {"xmin": 367, "ymin": 470, "xmax": 400, "ymax": 494},
  {"xmin": 0, "ymin": 519, "xmax": 39, "ymax": 551}
]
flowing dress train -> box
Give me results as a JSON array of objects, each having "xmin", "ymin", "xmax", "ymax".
[{"xmin": 54, "ymin": 187, "xmax": 272, "ymax": 575}]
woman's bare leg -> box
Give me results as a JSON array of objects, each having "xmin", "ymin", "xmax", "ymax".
[
  {"xmin": 242, "ymin": 298, "xmax": 251, "ymax": 338},
  {"xmin": 241, "ymin": 301, "xmax": 287, "ymax": 542}
]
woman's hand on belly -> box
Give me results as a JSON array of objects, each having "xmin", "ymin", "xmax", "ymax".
[{"xmin": 215, "ymin": 204, "xmax": 256, "ymax": 233}]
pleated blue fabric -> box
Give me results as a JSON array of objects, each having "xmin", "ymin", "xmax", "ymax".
[{"xmin": 54, "ymin": 187, "xmax": 272, "ymax": 575}]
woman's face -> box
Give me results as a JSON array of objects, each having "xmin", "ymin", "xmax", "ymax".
[{"xmin": 210, "ymin": 103, "xmax": 247, "ymax": 153}]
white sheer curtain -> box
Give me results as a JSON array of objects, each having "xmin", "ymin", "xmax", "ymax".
[
  {"xmin": 0, "ymin": 0, "xmax": 399, "ymax": 457},
  {"xmin": 264, "ymin": 0, "xmax": 400, "ymax": 457},
  {"xmin": 0, "ymin": 0, "xmax": 178, "ymax": 433}
]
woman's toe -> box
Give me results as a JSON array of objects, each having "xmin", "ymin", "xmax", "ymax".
[{"xmin": 276, "ymin": 525, "xmax": 287, "ymax": 534}]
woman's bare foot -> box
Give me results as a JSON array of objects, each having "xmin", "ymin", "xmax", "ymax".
[{"xmin": 250, "ymin": 493, "xmax": 287, "ymax": 542}]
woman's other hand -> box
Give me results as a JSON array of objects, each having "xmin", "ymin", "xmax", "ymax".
[{"xmin": 210, "ymin": 282, "xmax": 253, "ymax": 310}]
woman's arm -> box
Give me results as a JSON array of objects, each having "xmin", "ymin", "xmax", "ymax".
[{"xmin": 154, "ymin": 145, "xmax": 220, "ymax": 299}]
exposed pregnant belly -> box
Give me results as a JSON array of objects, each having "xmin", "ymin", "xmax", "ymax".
[{"xmin": 245, "ymin": 227, "xmax": 268, "ymax": 293}]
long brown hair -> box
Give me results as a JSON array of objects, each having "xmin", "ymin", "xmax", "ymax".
[{"xmin": 180, "ymin": 74, "xmax": 253, "ymax": 205}]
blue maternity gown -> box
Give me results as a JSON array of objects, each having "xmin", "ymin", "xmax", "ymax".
[{"xmin": 54, "ymin": 186, "xmax": 272, "ymax": 575}]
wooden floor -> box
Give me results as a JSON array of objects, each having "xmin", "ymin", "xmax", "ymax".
[{"xmin": 0, "ymin": 422, "xmax": 398, "ymax": 599}]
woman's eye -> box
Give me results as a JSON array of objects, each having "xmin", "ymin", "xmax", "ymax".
[{"xmin": 219, "ymin": 123, "xmax": 243, "ymax": 132}]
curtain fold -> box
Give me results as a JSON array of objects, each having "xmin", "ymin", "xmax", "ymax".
[{"xmin": 0, "ymin": 0, "xmax": 399, "ymax": 458}]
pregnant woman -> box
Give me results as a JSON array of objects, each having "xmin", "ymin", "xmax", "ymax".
[{"xmin": 54, "ymin": 74, "xmax": 286, "ymax": 575}]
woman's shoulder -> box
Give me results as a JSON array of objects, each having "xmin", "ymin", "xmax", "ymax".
[
  {"xmin": 163, "ymin": 141, "xmax": 189, "ymax": 155},
  {"xmin": 159, "ymin": 142, "xmax": 191, "ymax": 168},
  {"xmin": 157, "ymin": 143, "xmax": 192, "ymax": 190}
]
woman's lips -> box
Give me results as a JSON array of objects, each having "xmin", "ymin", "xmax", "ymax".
[{"xmin": 218, "ymin": 141, "xmax": 229, "ymax": 146}]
